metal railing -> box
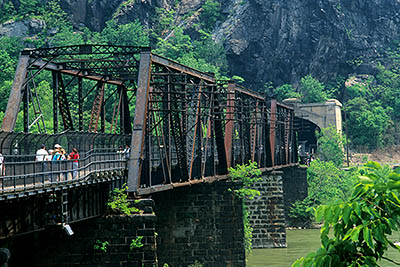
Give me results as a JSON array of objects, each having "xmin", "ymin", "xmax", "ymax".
[
  {"xmin": 0, "ymin": 148, "xmax": 128, "ymax": 194},
  {"xmin": 0, "ymin": 131, "xmax": 130, "ymax": 195}
]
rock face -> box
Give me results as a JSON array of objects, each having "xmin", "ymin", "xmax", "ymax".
[
  {"xmin": 214, "ymin": 0, "xmax": 400, "ymax": 89},
  {"xmin": 58, "ymin": 0, "xmax": 400, "ymax": 88},
  {"xmin": 3, "ymin": 0, "xmax": 400, "ymax": 88},
  {"xmin": 0, "ymin": 18, "xmax": 46, "ymax": 38},
  {"xmin": 59, "ymin": 0, "xmax": 177, "ymax": 31},
  {"xmin": 59, "ymin": 0, "xmax": 124, "ymax": 31}
]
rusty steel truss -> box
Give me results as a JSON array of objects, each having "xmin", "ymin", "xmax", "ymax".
[
  {"xmin": 127, "ymin": 50, "xmax": 298, "ymax": 194},
  {"xmin": 2, "ymin": 45, "xmax": 298, "ymax": 195},
  {"xmin": 2, "ymin": 45, "xmax": 143, "ymax": 134}
]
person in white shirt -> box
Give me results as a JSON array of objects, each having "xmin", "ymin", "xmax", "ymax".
[
  {"xmin": 36, "ymin": 144, "xmax": 48, "ymax": 162},
  {"xmin": 35, "ymin": 144, "xmax": 49, "ymax": 175},
  {"xmin": 0, "ymin": 152, "xmax": 4, "ymax": 176}
]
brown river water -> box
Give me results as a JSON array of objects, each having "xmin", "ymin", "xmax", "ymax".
[{"xmin": 247, "ymin": 229, "xmax": 400, "ymax": 267}]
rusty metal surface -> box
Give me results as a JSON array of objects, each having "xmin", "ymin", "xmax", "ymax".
[
  {"xmin": 29, "ymin": 59, "xmax": 125, "ymax": 86},
  {"xmin": 269, "ymin": 100, "xmax": 277, "ymax": 167},
  {"xmin": 2, "ymin": 55, "xmax": 30, "ymax": 132},
  {"xmin": 224, "ymin": 82, "xmax": 235, "ymax": 168},
  {"xmin": 127, "ymin": 51, "xmax": 152, "ymax": 193},
  {"xmin": 151, "ymin": 54, "xmax": 215, "ymax": 83},
  {"xmin": 57, "ymin": 73, "xmax": 75, "ymax": 131},
  {"xmin": 88, "ymin": 82, "xmax": 105, "ymax": 132}
]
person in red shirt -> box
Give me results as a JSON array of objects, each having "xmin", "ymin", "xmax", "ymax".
[{"xmin": 69, "ymin": 148, "xmax": 80, "ymax": 179}]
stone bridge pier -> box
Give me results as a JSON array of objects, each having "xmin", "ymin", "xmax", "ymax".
[{"xmin": 1, "ymin": 167, "xmax": 307, "ymax": 267}]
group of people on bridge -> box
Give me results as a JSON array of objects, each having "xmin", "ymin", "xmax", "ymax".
[
  {"xmin": 35, "ymin": 144, "xmax": 80, "ymax": 180},
  {"xmin": 0, "ymin": 141, "xmax": 131, "ymax": 187}
]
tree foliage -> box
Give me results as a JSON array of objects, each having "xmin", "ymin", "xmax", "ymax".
[
  {"xmin": 300, "ymin": 75, "xmax": 329, "ymax": 103},
  {"xmin": 345, "ymin": 97, "xmax": 392, "ymax": 149},
  {"xmin": 316, "ymin": 126, "xmax": 345, "ymax": 167},
  {"xmin": 289, "ymin": 160, "xmax": 358, "ymax": 227},
  {"xmin": 293, "ymin": 162, "xmax": 400, "ymax": 267},
  {"xmin": 274, "ymin": 84, "xmax": 302, "ymax": 101},
  {"xmin": 289, "ymin": 127, "xmax": 355, "ymax": 227}
]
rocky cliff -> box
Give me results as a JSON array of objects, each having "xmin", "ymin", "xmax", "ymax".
[
  {"xmin": 215, "ymin": 0, "xmax": 400, "ymax": 89},
  {"xmin": 3, "ymin": 0, "xmax": 400, "ymax": 89}
]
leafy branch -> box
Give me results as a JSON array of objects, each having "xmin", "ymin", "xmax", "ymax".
[
  {"xmin": 293, "ymin": 161, "xmax": 400, "ymax": 267},
  {"xmin": 107, "ymin": 183, "xmax": 142, "ymax": 215}
]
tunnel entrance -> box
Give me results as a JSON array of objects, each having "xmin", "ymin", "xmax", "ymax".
[{"xmin": 295, "ymin": 117, "xmax": 320, "ymax": 163}]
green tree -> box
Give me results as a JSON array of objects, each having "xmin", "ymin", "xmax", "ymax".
[
  {"xmin": 274, "ymin": 84, "xmax": 302, "ymax": 101},
  {"xmin": 300, "ymin": 75, "xmax": 328, "ymax": 103},
  {"xmin": 293, "ymin": 162, "xmax": 400, "ymax": 267},
  {"xmin": 306, "ymin": 160, "xmax": 355, "ymax": 206},
  {"xmin": 346, "ymin": 98, "xmax": 392, "ymax": 149},
  {"xmin": 92, "ymin": 20, "xmax": 149, "ymax": 46},
  {"xmin": 48, "ymin": 26, "xmax": 85, "ymax": 47},
  {"xmin": 316, "ymin": 126, "xmax": 345, "ymax": 167},
  {"xmin": 199, "ymin": 0, "xmax": 223, "ymax": 31}
]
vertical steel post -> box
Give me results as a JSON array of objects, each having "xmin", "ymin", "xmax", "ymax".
[
  {"xmin": 100, "ymin": 84, "xmax": 105, "ymax": 133},
  {"xmin": 2, "ymin": 53, "xmax": 30, "ymax": 132},
  {"xmin": 224, "ymin": 82, "xmax": 235, "ymax": 168},
  {"xmin": 52, "ymin": 71, "xmax": 59, "ymax": 133},
  {"xmin": 213, "ymin": 85, "xmax": 227, "ymax": 175},
  {"xmin": 127, "ymin": 49, "xmax": 152, "ymax": 193},
  {"xmin": 23, "ymin": 84, "xmax": 29, "ymax": 132},
  {"xmin": 270, "ymin": 99, "xmax": 277, "ymax": 167},
  {"xmin": 78, "ymin": 77, "xmax": 83, "ymax": 131}
]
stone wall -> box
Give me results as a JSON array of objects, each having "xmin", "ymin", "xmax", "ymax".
[
  {"xmin": 282, "ymin": 166, "xmax": 308, "ymax": 226},
  {"xmin": 246, "ymin": 171, "xmax": 286, "ymax": 248},
  {"xmin": 153, "ymin": 180, "xmax": 246, "ymax": 267},
  {"xmin": 5, "ymin": 200, "xmax": 157, "ymax": 267}
]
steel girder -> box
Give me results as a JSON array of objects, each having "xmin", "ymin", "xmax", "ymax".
[{"xmin": 127, "ymin": 55, "xmax": 298, "ymax": 194}]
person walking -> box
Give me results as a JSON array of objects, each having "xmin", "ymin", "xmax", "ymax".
[
  {"xmin": 0, "ymin": 152, "xmax": 4, "ymax": 190},
  {"xmin": 0, "ymin": 152, "xmax": 4, "ymax": 176},
  {"xmin": 53, "ymin": 144, "xmax": 66, "ymax": 181},
  {"xmin": 69, "ymin": 148, "xmax": 80, "ymax": 179},
  {"xmin": 35, "ymin": 144, "xmax": 49, "ymax": 175},
  {"xmin": 123, "ymin": 144, "xmax": 130, "ymax": 160}
]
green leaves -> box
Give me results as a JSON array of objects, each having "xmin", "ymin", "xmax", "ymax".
[
  {"xmin": 342, "ymin": 204, "xmax": 352, "ymax": 224},
  {"xmin": 316, "ymin": 126, "xmax": 346, "ymax": 167},
  {"xmin": 293, "ymin": 161, "xmax": 400, "ymax": 267},
  {"xmin": 363, "ymin": 227, "xmax": 373, "ymax": 249}
]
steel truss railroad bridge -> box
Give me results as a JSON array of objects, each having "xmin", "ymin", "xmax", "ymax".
[{"xmin": 0, "ymin": 45, "xmax": 298, "ymax": 239}]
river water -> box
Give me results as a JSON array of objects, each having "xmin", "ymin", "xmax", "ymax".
[{"xmin": 247, "ymin": 229, "xmax": 400, "ymax": 267}]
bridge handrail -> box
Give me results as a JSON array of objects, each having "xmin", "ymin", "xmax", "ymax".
[{"xmin": 0, "ymin": 148, "xmax": 127, "ymax": 195}]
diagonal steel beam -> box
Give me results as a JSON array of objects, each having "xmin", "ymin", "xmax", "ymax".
[
  {"xmin": 151, "ymin": 54, "xmax": 215, "ymax": 83},
  {"xmin": 58, "ymin": 73, "xmax": 75, "ymax": 131},
  {"xmin": 2, "ymin": 54, "xmax": 30, "ymax": 132},
  {"xmin": 128, "ymin": 50, "xmax": 152, "ymax": 193},
  {"xmin": 29, "ymin": 59, "xmax": 124, "ymax": 85}
]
